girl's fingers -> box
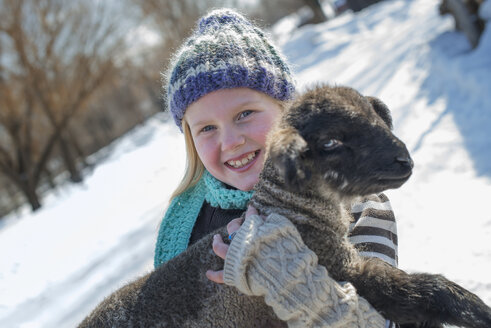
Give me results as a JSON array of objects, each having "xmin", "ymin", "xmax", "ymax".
[
  {"xmin": 226, "ymin": 206, "xmax": 259, "ymax": 235},
  {"xmin": 206, "ymin": 269, "xmax": 224, "ymax": 284},
  {"xmin": 212, "ymin": 234, "xmax": 228, "ymax": 259},
  {"xmin": 226, "ymin": 218, "xmax": 243, "ymax": 234},
  {"xmin": 209, "ymin": 208, "xmax": 261, "ymax": 285},
  {"xmin": 208, "ymin": 235, "xmax": 228, "ymax": 284},
  {"xmin": 246, "ymin": 205, "xmax": 258, "ymax": 217},
  {"xmin": 226, "ymin": 205, "xmax": 259, "ymax": 235}
]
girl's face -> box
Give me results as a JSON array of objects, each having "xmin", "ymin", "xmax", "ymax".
[{"xmin": 185, "ymin": 88, "xmax": 281, "ymax": 191}]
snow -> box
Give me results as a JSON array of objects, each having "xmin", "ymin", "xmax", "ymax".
[
  {"xmin": 1, "ymin": 0, "xmax": 490, "ymax": 326},
  {"xmin": 481, "ymin": 0, "xmax": 491, "ymax": 21}
]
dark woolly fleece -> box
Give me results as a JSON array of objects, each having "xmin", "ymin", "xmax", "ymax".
[{"xmin": 79, "ymin": 86, "xmax": 491, "ymax": 328}]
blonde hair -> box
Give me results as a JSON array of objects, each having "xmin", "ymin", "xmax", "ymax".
[
  {"xmin": 168, "ymin": 98, "xmax": 290, "ymax": 204},
  {"xmin": 169, "ymin": 119, "xmax": 205, "ymax": 201}
]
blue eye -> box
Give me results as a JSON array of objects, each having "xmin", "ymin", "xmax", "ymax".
[
  {"xmin": 238, "ymin": 110, "xmax": 253, "ymax": 120},
  {"xmin": 201, "ymin": 125, "xmax": 216, "ymax": 133}
]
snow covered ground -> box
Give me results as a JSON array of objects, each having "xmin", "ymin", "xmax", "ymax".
[{"xmin": 1, "ymin": 0, "xmax": 490, "ymax": 327}]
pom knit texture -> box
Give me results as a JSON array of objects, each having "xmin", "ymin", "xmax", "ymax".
[
  {"xmin": 154, "ymin": 170, "xmax": 252, "ymax": 267},
  {"xmin": 165, "ymin": 8, "xmax": 296, "ymax": 131}
]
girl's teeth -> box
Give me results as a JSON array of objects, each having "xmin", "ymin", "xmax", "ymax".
[{"xmin": 228, "ymin": 152, "xmax": 256, "ymax": 168}]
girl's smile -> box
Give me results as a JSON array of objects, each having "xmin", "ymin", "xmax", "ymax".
[
  {"xmin": 225, "ymin": 150, "xmax": 259, "ymax": 170},
  {"xmin": 184, "ymin": 88, "xmax": 281, "ymax": 191}
]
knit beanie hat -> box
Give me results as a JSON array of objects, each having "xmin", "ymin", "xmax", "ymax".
[{"xmin": 165, "ymin": 8, "xmax": 296, "ymax": 131}]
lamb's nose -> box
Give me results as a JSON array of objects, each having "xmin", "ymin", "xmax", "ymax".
[{"xmin": 395, "ymin": 156, "xmax": 414, "ymax": 168}]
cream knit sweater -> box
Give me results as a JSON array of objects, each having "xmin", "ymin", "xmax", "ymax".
[{"xmin": 223, "ymin": 213, "xmax": 386, "ymax": 328}]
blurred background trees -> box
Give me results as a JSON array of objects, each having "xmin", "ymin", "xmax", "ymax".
[
  {"xmin": 0, "ymin": 0, "xmax": 158, "ymax": 213},
  {"xmin": 439, "ymin": 0, "xmax": 486, "ymax": 48},
  {"xmin": 0, "ymin": 0, "xmax": 485, "ymax": 217},
  {"xmin": 0, "ymin": 0, "xmax": 333, "ymax": 216},
  {"xmin": 344, "ymin": 0, "xmax": 383, "ymax": 12}
]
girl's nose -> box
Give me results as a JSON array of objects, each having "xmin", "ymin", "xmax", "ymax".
[{"xmin": 221, "ymin": 128, "xmax": 245, "ymax": 152}]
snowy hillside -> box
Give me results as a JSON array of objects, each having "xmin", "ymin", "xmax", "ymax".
[
  {"xmin": 1, "ymin": 0, "xmax": 490, "ymax": 327},
  {"xmin": 275, "ymin": 0, "xmax": 491, "ymax": 294}
]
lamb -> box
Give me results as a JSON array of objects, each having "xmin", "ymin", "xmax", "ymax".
[{"xmin": 79, "ymin": 85, "xmax": 491, "ymax": 328}]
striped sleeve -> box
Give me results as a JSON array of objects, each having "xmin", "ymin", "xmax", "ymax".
[
  {"xmin": 348, "ymin": 193, "xmax": 398, "ymax": 267},
  {"xmin": 348, "ymin": 193, "xmax": 399, "ymax": 328}
]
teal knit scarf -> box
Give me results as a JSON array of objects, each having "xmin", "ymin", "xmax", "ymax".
[{"xmin": 154, "ymin": 170, "xmax": 253, "ymax": 267}]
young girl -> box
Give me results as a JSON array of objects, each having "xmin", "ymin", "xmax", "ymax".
[{"xmin": 156, "ymin": 8, "xmax": 398, "ymax": 327}]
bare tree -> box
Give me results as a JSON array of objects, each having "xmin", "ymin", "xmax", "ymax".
[
  {"xmin": 345, "ymin": 0, "xmax": 383, "ymax": 12},
  {"xmin": 247, "ymin": 0, "xmax": 304, "ymax": 26},
  {"xmin": 0, "ymin": 76, "xmax": 46, "ymax": 210},
  {"xmin": 303, "ymin": 0, "xmax": 328, "ymax": 25},
  {"xmin": 0, "ymin": 0, "xmax": 129, "ymax": 210},
  {"xmin": 440, "ymin": 0, "xmax": 485, "ymax": 48},
  {"xmin": 136, "ymin": 0, "xmax": 225, "ymax": 49}
]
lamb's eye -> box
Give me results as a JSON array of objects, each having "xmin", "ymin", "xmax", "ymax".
[{"xmin": 322, "ymin": 139, "xmax": 342, "ymax": 150}]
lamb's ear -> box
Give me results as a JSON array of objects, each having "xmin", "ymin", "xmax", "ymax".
[
  {"xmin": 367, "ymin": 96, "xmax": 393, "ymax": 130},
  {"xmin": 268, "ymin": 126, "xmax": 310, "ymax": 189}
]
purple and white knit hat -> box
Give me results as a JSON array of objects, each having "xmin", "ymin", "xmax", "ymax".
[{"xmin": 165, "ymin": 8, "xmax": 296, "ymax": 131}]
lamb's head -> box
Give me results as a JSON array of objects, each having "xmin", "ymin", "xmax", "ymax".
[{"xmin": 267, "ymin": 85, "xmax": 413, "ymax": 199}]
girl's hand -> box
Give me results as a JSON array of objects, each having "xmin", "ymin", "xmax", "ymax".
[{"xmin": 206, "ymin": 206, "xmax": 258, "ymax": 283}]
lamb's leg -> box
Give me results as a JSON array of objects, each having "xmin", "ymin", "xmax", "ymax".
[{"xmin": 347, "ymin": 257, "xmax": 491, "ymax": 328}]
